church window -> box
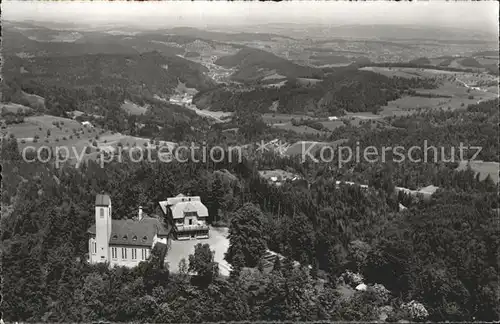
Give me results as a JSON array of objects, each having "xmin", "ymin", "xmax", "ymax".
[{"xmin": 100, "ymin": 208, "xmax": 104, "ymax": 218}]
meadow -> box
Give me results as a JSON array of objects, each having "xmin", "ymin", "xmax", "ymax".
[{"xmin": 4, "ymin": 114, "xmax": 176, "ymax": 164}]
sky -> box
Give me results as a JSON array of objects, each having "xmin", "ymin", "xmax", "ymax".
[{"xmin": 2, "ymin": 0, "xmax": 499, "ymax": 32}]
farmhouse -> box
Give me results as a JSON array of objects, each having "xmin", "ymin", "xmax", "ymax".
[
  {"xmin": 158, "ymin": 194, "xmax": 210, "ymax": 240},
  {"xmin": 258, "ymin": 169, "xmax": 301, "ymax": 187},
  {"xmin": 87, "ymin": 194, "xmax": 172, "ymax": 268},
  {"xmin": 81, "ymin": 121, "xmax": 94, "ymax": 128}
]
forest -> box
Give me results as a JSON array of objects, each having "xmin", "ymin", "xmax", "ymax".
[
  {"xmin": 193, "ymin": 68, "xmax": 439, "ymax": 115},
  {"xmin": 1, "ymin": 98, "xmax": 499, "ymax": 322}
]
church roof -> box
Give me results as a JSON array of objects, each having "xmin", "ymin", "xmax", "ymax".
[
  {"xmin": 87, "ymin": 216, "xmax": 171, "ymax": 247},
  {"xmin": 95, "ymin": 194, "xmax": 111, "ymax": 206}
]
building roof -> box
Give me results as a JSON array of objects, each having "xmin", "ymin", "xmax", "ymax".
[
  {"xmin": 158, "ymin": 195, "xmax": 209, "ymax": 219},
  {"xmin": 418, "ymin": 185, "xmax": 439, "ymax": 195},
  {"xmin": 95, "ymin": 194, "xmax": 111, "ymax": 206},
  {"xmin": 170, "ymin": 200, "xmax": 209, "ymax": 219},
  {"xmin": 87, "ymin": 216, "xmax": 171, "ymax": 247}
]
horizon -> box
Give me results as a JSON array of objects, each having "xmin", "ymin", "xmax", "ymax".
[{"xmin": 2, "ymin": 0, "xmax": 498, "ymax": 34}]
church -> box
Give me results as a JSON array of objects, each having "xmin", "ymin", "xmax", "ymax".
[
  {"xmin": 87, "ymin": 194, "xmax": 172, "ymax": 268},
  {"xmin": 87, "ymin": 193, "xmax": 210, "ymax": 268}
]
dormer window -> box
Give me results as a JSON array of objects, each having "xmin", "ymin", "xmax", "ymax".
[
  {"xmin": 112, "ymin": 234, "xmax": 118, "ymax": 240},
  {"xmin": 133, "ymin": 235, "xmax": 137, "ymax": 241},
  {"xmin": 142, "ymin": 235, "xmax": 147, "ymax": 241},
  {"xmin": 123, "ymin": 235, "xmax": 128, "ymax": 240}
]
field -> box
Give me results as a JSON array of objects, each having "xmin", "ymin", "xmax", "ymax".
[
  {"xmin": 360, "ymin": 67, "xmax": 499, "ymax": 116},
  {"xmin": 3, "ymin": 114, "xmax": 176, "ymax": 164},
  {"xmin": 20, "ymin": 90, "xmax": 45, "ymax": 109},
  {"xmin": 320, "ymin": 119, "xmax": 345, "ymax": 131},
  {"xmin": 258, "ymin": 169, "xmax": 299, "ymax": 180},
  {"xmin": 273, "ymin": 123, "xmax": 326, "ymax": 135},
  {"xmin": 456, "ymin": 161, "xmax": 499, "ymax": 184},
  {"xmin": 263, "ymin": 113, "xmax": 327, "ymax": 134},
  {"xmin": 296, "ymin": 78, "xmax": 323, "ymax": 86},
  {"xmin": 359, "ymin": 66, "xmax": 425, "ymax": 78},
  {"xmin": 1, "ymin": 102, "xmax": 33, "ymax": 114}
]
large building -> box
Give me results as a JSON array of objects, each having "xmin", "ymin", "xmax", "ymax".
[
  {"xmin": 87, "ymin": 194, "xmax": 172, "ymax": 268},
  {"xmin": 158, "ymin": 194, "xmax": 209, "ymax": 240}
]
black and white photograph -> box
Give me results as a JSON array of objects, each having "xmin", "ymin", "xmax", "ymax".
[{"xmin": 0, "ymin": 0, "xmax": 499, "ymax": 322}]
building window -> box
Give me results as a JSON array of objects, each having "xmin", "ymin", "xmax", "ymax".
[
  {"xmin": 92, "ymin": 242, "xmax": 97, "ymax": 254},
  {"xmin": 112, "ymin": 247, "xmax": 117, "ymax": 259},
  {"xmin": 100, "ymin": 208, "xmax": 104, "ymax": 218},
  {"xmin": 132, "ymin": 248, "xmax": 137, "ymax": 260},
  {"xmin": 146, "ymin": 249, "xmax": 150, "ymax": 259},
  {"xmin": 184, "ymin": 211, "xmax": 197, "ymax": 217},
  {"xmin": 122, "ymin": 248, "xmax": 127, "ymax": 259},
  {"xmin": 189, "ymin": 219, "xmax": 193, "ymax": 225},
  {"xmin": 141, "ymin": 248, "xmax": 146, "ymax": 260}
]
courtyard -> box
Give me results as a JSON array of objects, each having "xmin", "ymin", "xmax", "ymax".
[{"xmin": 165, "ymin": 226, "xmax": 232, "ymax": 276}]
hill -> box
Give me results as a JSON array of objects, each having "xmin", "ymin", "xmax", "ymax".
[
  {"xmin": 472, "ymin": 50, "xmax": 498, "ymax": 57},
  {"xmin": 193, "ymin": 68, "xmax": 438, "ymax": 116},
  {"xmin": 3, "ymin": 51, "xmax": 215, "ymax": 100},
  {"xmin": 155, "ymin": 27, "xmax": 295, "ymax": 42},
  {"xmin": 409, "ymin": 57, "xmax": 432, "ymax": 65},
  {"xmin": 458, "ymin": 57, "xmax": 483, "ymax": 68},
  {"xmin": 309, "ymin": 54, "xmax": 351, "ymax": 66},
  {"xmin": 2, "ymin": 24, "xmax": 201, "ymax": 58},
  {"xmin": 2, "ymin": 28, "xmax": 140, "ymax": 57},
  {"xmin": 215, "ymin": 47, "xmax": 324, "ymax": 82}
]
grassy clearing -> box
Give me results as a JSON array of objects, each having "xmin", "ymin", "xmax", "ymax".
[
  {"xmin": 1, "ymin": 103, "xmax": 33, "ymax": 114},
  {"xmin": 359, "ymin": 66, "xmax": 424, "ymax": 78},
  {"xmin": 4, "ymin": 114, "xmax": 177, "ymax": 162},
  {"xmin": 456, "ymin": 161, "xmax": 499, "ymax": 184},
  {"xmin": 258, "ymin": 169, "xmax": 299, "ymax": 180},
  {"xmin": 121, "ymin": 100, "xmax": 149, "ymax": 115},
  {"xmin": 20, "ymin": 91, "xmax": 45, "ymax": 108},
  {"xmin": 320, "ymin": 120, "xmax": 345, "ymax": 131},
  {"xmin": 273, "ymin": 123, "xmax": 326, "ymax": 136},
  {"xmin": 296, "ymin": 78, "xmax": 323, "ymax": 86},
  {"xmin": 262, "ymin": 113, "xmax": 313, "ymax": 124}
]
